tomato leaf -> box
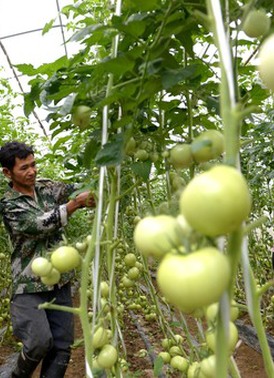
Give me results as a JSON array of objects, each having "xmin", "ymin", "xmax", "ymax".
[
  {"xmin": 131, "ymin": 161, "xmax": 152, "ymax": 181},
  {"xmin": 95, "ymin": 134, "xmax": 124, "ymax": 166},
  {"xmin": 153, "ymin": 355, "xmax": 164, "ymax": 377}
]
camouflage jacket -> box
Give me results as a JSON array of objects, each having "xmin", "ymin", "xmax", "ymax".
[{"xmin": 0, "ymin": 179, "xmax": 76, "ymax": 295}]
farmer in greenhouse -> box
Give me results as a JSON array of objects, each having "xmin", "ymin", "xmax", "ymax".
[{"xmin": 0, "ymin": 141, "xmax": 95, "ymax": 377}]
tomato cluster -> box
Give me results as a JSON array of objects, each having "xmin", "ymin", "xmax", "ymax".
[
  {"xmin": 169, "ymin": 130, "xmax": 224, "ymax": 170},
  {"xmin": 31, "ymin": 245, "xmax": 81, "ymax": 286}
]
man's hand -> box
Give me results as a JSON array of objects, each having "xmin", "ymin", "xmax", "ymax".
[
  {"xmin": 66, "ymin": 191, "xmax": 96, "ymax": 215},
  {"xmin": 75, "ymin": 191, "xmax": 96, "ymax": 208}
]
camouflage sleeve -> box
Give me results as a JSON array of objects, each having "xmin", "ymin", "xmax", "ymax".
[
  {"xmin": 3, "ymin": 200, "xmax": 67, "ymax": 237},
  {"xmin": 37, "ymin": 179, "xmax": 76, "ymax": 204}
]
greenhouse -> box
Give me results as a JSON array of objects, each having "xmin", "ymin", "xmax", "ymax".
[{"xmin": 0, "ymin": 1, "xmax": 273, "ymax": 377}]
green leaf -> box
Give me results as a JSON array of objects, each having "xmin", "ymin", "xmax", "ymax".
[
  {"xmin": 153, "ymin": 355, "xmax": 164, "ymax": 377},
  {"xmin": 95, "ymin": 134, "xmax": 124, "ymax": 167},
  {"xmin": 131, "ymin": 161, "xmax": 152, "ymax": 181},
  {"xmin": 83, "ymin": 139, "xmax": 100, "ymax": 168},
  {"xmin": 42, "ymin": 19, "xmax": 55, "ymax": 35},
  {"xmin": 161, "ymin": 65, "xmax": 201, "ymax": 89},
  {"xmin": 125, "ymin": 0, "xmax": 161, "ymax": 11}
]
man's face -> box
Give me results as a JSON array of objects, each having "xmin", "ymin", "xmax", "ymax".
[{"xmin": 3, "ymin": 154, "xmax": 37, "ymax": 193}]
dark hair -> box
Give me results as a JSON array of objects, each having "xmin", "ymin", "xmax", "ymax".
[{"xmin": 0, "ymin": 141, "xmax": 34, "ymax": 170}]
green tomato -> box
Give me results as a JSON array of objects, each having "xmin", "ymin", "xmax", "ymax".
[
  {"xmin": 71, "ymin": 105, "xmax": 91, "ymax": 130},
  {"xmin": 161, "ymin": 338, "xmax": 173, "ymax": 350},
  {"xmin": 134, "ymin": 149, "xmax": 149, "ymax": 161},
  {"xmin": 242, "ymin": 9, "xmax": 271, "ymax": 38},
  {"xmin": 150, "ymin": 152, "xmax": 159, "ymax": 163},
  {"xmin": 206, "ymin": 321, "xmax": 238, "ymax": 354},
  {"xmin": 158, "ymin": 351, "xmax": 171, "ymax": 364},
  {"xmin": 127, "ymin": 267, "xmax": 140, "ymax": 280},
  {"xmin": 41, "ymin": 267, "xmax": 61, "ymax": 286},
  {"xmin": 169, "ymin": 345, "xmax": 183, "ymax": 357},
  {"xmin": 172, "ymin": 334, "xmax": 184, "ymax": 345},
  {"xmin": 133, "ymin": 215, "xmax": 184, "ymax": 259},
  {"xmin": 92, "ymin": 327, "xmax": 109, "ymax": 349},
  {"xmin": 156, "ymin": 248, "xmax": 230, "ymax": 313},
  {"xmin": 97, "ymin": 344, "xmax": 118, "ymax": 369},
  {"xmin": 200, "ymin": 355, "xmax": 216, "ymax": 378},
  {"xmin": 179, "ymin": 165, "xmax": 251, "ymax": 236},
  {"xmin": 176, "ymin": 214, "xmax": 193, "ymax": 237},
  {"xmin": 121, "ymin": 276, "xmax": 134, "ymax": 288},
  {"xmin": 100, "ymin": 281, "xmax": 109, "ymax": 298},
  {"xmin": 31, "ymin": 257, "xmax": 52, "ymax": 277},
  {"xmin": 258, "ymin": 34, "xmax": 274, "ymax": 91},
  {"xmin": 187, "ymin": 361, "xmax": 200, "ymax": 378},
  {"xmin": 75, "ymin": 241, "xmax": 88, "ymax": 252},
  {"xmin": 124, "ymin": 253, "xmax": 137, "ymax": 267},
  {"xmin": 51, "ymin": 246, "xmax": 81, "ymax": 273},
  {"xmin": 124, "ymin": 137, "xmax": 137, "ymax": 156},
  {"xmin": 170, "ymin": 355, "xmax": 188, "ymax": 372},
  {"xmin": 191, "ymin": 130, "xmax": 224, "ymax": 163},
  {"xmin": 206, "ymin": 300, "xmax": 239, "ymax": 323},
  {"xmin": 170, "ymin": 144, "xmax": 193, "ymax": 169}
]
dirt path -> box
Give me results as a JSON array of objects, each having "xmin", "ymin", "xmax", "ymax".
[{"xmin": 0, "ymin": 294, "xmax": 271, "ymax": 378}]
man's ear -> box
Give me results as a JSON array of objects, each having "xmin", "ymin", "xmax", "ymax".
[{"xmin": 2, "ymin": 168, "xmax": 11, "ymax": 179}]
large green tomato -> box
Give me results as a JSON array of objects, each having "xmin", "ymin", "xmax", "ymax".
[
  {"xmin": 187, "ymin": 362, "xmax": 200, "ymax": 378},
  {"xmin": 31, "ymin": 257, "xmax": 52, "ymax": 277},
  {"xmin": 170, "ymin": 356, "xmax": 188, "ymax": 372},
  {"xmin": 242, "ymin": 9, "xmax": 271, "ymax": 38},
  {"xmin": 71, "ymin": 105, "xmax": 91, "ymax": 130},
  {"xmin": 206, "ymin": 300, "xmax": 239, "ymax": 323},
  {"xmin": 92, "ymin": 327, "xmax": 109, "ymax": 349},
  {"xmin": 169, "ymin": 144, "xmax": 193, "ymax": 169},
  {"xmin": 51, "ymin": 246, "xmax": 81, "ymax": 273},
  {"xmin": 191, "ymin": 130, "xmax": 224, "ymax": 163},
  {"xmin": 199, "ymin": 355, "xmax": 216, "ymax": 378},
  {"xmin": 133, "ymin": 215, "xmax": 184, "ymax": 259},
  {"xmin": 158, "ymin": 351, "xmax": 171, "ymax": 363},
  {"xmin": 258, "ymin": 34, "xmax": 274, "ymax": 91},
  {"xmin": 156, "ymin": 248, "xmax": 230, "ymax": 313},
  {"xmin": 41, "ymin": 267, "xmax": 61, "ymax": 286},
  {"xmin": 206, "ymin": 321, "xmax": 238, "ymax": 355},
  {"xmin": 179, "ymin": 165, "xmax": 251, "ymax": 236},
  {"xmin": 97, "ymin": 344, "xmax": 118, "ymax": 369}
]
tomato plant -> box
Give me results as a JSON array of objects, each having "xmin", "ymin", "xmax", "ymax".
[{"xmin": 2, "ymin": 0, "xmax": 274, "ymax": 376}]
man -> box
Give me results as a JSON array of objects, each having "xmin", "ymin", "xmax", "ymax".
[{"xmin": 0, "ymin": 141, "xmax": 95, "ymax": 377}]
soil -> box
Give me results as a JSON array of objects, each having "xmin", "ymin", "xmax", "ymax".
[{"xmin": 0, "ymin": 293, "xmax": 271, "ymax": 378}]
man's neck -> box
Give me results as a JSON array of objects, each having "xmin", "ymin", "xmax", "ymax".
[{"xmin": 11, "ymin": 183, "xmax": 35, "ymax": 198}]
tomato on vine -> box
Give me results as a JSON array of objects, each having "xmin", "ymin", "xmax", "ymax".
[
  {"xmin": 51, "ymin": 246, "xmax": 81, "ymax": 273},
  {"xmin": 242, "ymin": 9, "xmax": 271, "ymax": 38},
  {"xmin": 179, "ymin": 165, "xmax": 251, "ymax": 236},
  {"xmin": 31, "ymin": 257, "xmax": 52, "ymax": 277},
  {"xmin": 134, "ymin": 215, "xmax": 184, "ymax": 259},
  {"xmin": 191, "ymin": 130, "xmax": 224, "ymax": 163},
  {"xmin": 156, "ymin": 247, "xmax": 230, "ymax": 313}
]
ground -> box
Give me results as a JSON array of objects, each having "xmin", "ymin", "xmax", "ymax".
[{"xmin": 0, "ymin": 292, "xmax": 271, "ymax": 378}]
